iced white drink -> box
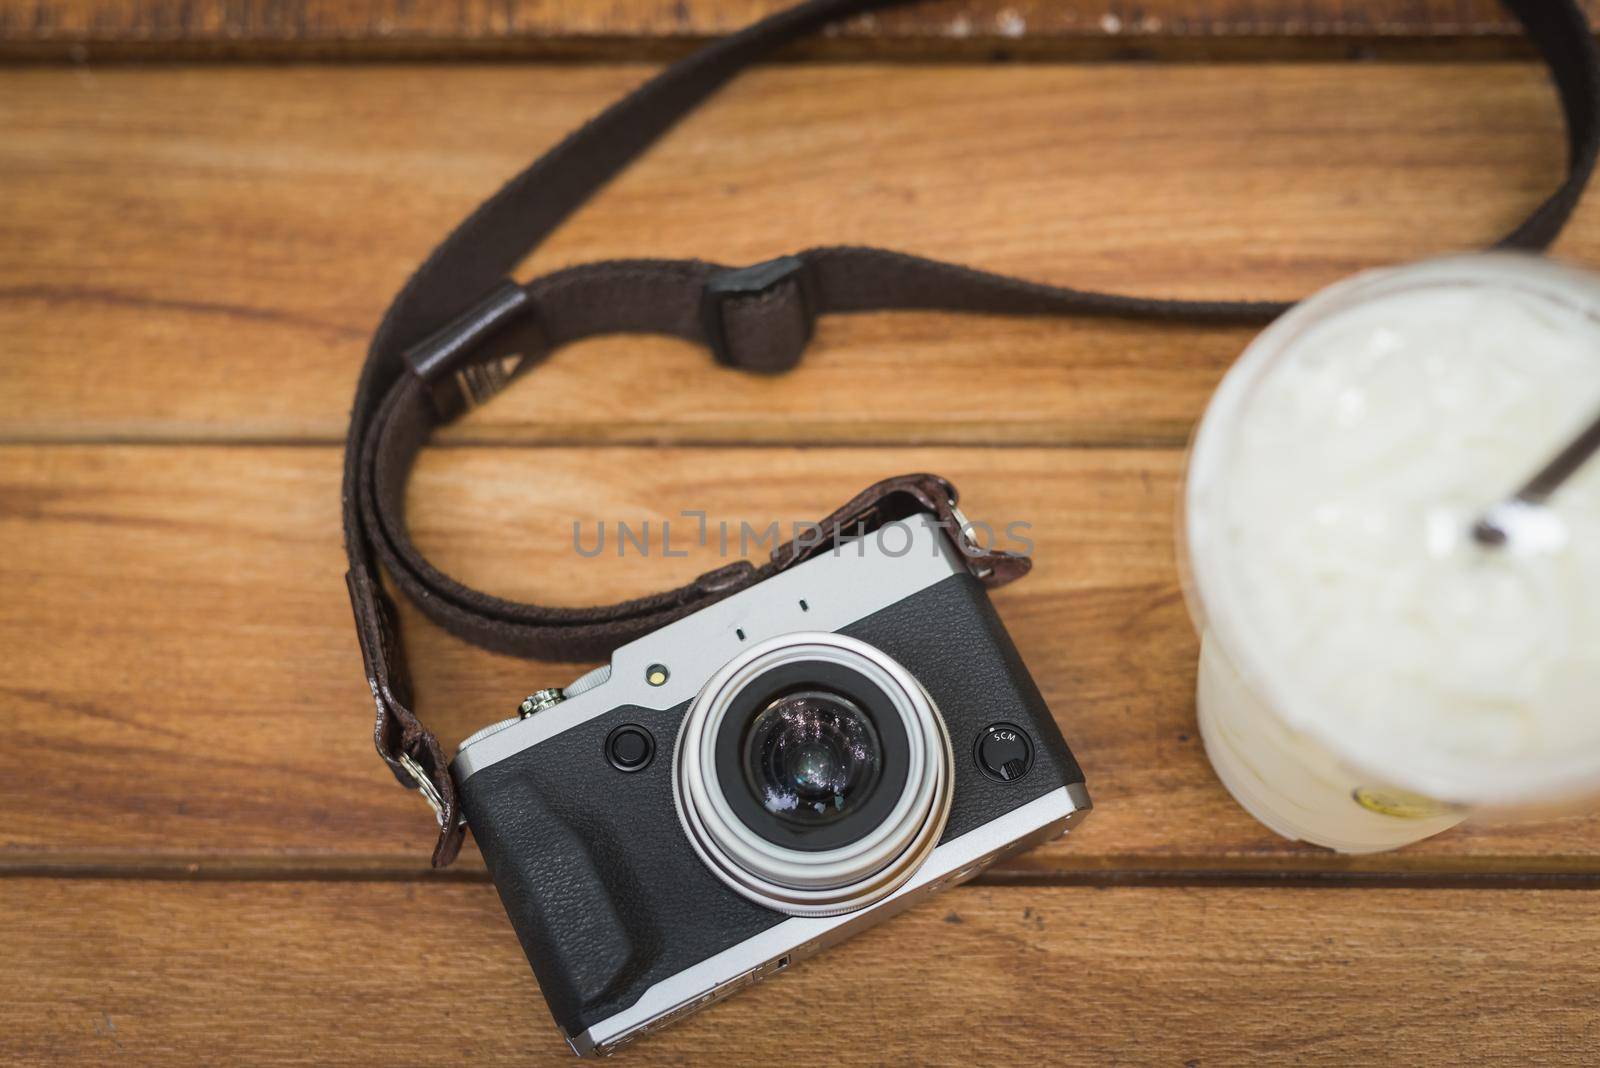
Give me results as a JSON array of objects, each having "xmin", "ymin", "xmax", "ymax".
[{"xmin": 1182, "ymin": 255, "xmax": 1600, "ymax": 852}]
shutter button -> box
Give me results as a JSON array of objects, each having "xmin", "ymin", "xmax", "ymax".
[
  {"xmin": 606, "ymin": 724, "xmax": 655, "ymax": 772},
  {"xmin": 975, "ymin": 723, "xmax": 1033, "ymax": 782}
]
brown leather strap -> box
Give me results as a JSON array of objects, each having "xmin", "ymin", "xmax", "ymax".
[{"xmin": 342, "ymin": 0, "xmax": 1600, "ymax": 866}]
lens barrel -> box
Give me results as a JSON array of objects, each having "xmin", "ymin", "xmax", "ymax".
[{"xmin": 674, "ymin": 633, "xmax": 954, "ymax": 917}]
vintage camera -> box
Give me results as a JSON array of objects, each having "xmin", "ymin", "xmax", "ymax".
[{"xmin": 452, "ymin": 512, "xmax": 1091, "ymax": 1055}]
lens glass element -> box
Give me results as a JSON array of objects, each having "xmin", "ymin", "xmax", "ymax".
[{"xmin": 743, "ymin": 689, "xmax": 883, "ymax": 827}]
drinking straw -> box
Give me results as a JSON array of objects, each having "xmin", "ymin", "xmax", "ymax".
[{"xmin": 1474, "ymin": 406, "xmax": 1600, "ymax": 546}]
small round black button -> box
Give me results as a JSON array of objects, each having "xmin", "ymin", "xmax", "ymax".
[
  {"xmin": 975, "ymin": 723, "xmax": 1033, "ymax": 783},
  {"xmin": 606, "ymin": 724, "xmax": 655, "ymax": 772}
]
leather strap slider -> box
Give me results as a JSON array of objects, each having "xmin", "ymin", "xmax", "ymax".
[
  {"xmin": 403, "ymin": 281, "xmax": 542, "ymax": 421},
  {"xmin": 701, "ymin": 255, "xmax": 814, "ymax": 374},
  {"xmin": 767, "ymin": 473, "xmax": 1034, "ymax": 590}
]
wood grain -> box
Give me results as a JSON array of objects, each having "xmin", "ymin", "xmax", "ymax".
[
  {"xmin": 5, "ymin": 32, "xmax": 1596, "ymax": 1068},
  {"xmin": 0, "ymin": 62, "xmax": 1590, "ymax": 448},
  {"xmin": 4, "ymin": 41, "xmax": 1597, "ymax": 1068},
  {"xmin": 4, "ymin": 0, "xmax": 1598, "ymax": 60},
  {"xmin": 4, "ymin": 444, "xmax": 1597, "ymax": 875},
  {"xmin": 5, "ymin": 879, "xmax": 1598, "ymax": 1064}
]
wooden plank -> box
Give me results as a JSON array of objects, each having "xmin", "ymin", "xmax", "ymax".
[
  {"xmin": 0, "ymin": 63, "xmax": 1588, "ymax": 448},
  {"xmin": 4, "ymin": 444, "xmax": 1597, "ymax": 875},
  {"xmin": 4, "ymin": 1, "xmax": 1599, "ymax": 60},
  {"xmin": 5, "ymin": 879, "xmax": 1598, "ymax": 1063}
]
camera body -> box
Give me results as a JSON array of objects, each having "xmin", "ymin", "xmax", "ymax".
[{"xmin": 453, "ymin": 513, "xmax": 1091, "ymax": 1055}]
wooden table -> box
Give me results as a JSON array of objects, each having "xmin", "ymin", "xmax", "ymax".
[{"xmin": 4, "ymin": 2, "xmax": 1599, "ymax": 1063}]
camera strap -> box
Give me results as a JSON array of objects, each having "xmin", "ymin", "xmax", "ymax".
[{"xmin": 342, "ymin": 0, "xmax": 1600, "ymax": 865}]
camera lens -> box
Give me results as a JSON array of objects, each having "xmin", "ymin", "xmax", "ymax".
[
  {"xmin": 673, "ymin": 632, "xmax": 955, "ymax": 917},
  {"xmin": 744, "ymin": 690, "xmax": 882, "ymax": 826},
  {"xmin": 715, "ymin": 662, "xmax": 908, "ymax": 853}
]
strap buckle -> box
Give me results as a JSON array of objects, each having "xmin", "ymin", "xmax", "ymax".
[
  {"xmin": 397, "ymin": 750, "xmax": 464, "ymax": 829},
  {"xmin": 943, "ymin": 499, "xmax": 992, "ymax": 580},
  {"xmin": 701, "ymin": 255, "xmax": 814, "ymax": 373}
]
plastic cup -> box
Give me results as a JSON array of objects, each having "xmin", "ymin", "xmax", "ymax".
[{"xmin": 1181, "ymin": 254, "xmax": 1600, "ymax": 852}]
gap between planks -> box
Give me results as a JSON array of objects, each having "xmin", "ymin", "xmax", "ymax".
[
  {"xmin": 4, "ymin": 0, "xmax": 1599, "ymax": 62},
  {"xmin": 0, "ymin": 435, "xmax": 1188, "ymax": 449},
  {"xmin": 7, "ymin": 853, "xmax": 1600, "ymax": 889},
  {"xmin": 0, "ymin": 38, "xmax": 1577, "ymax": 63}
]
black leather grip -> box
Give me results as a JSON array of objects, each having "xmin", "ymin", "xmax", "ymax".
[{"xmin": 459, "ymin": 701, "xmax": 784, "ymax": 1039}]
